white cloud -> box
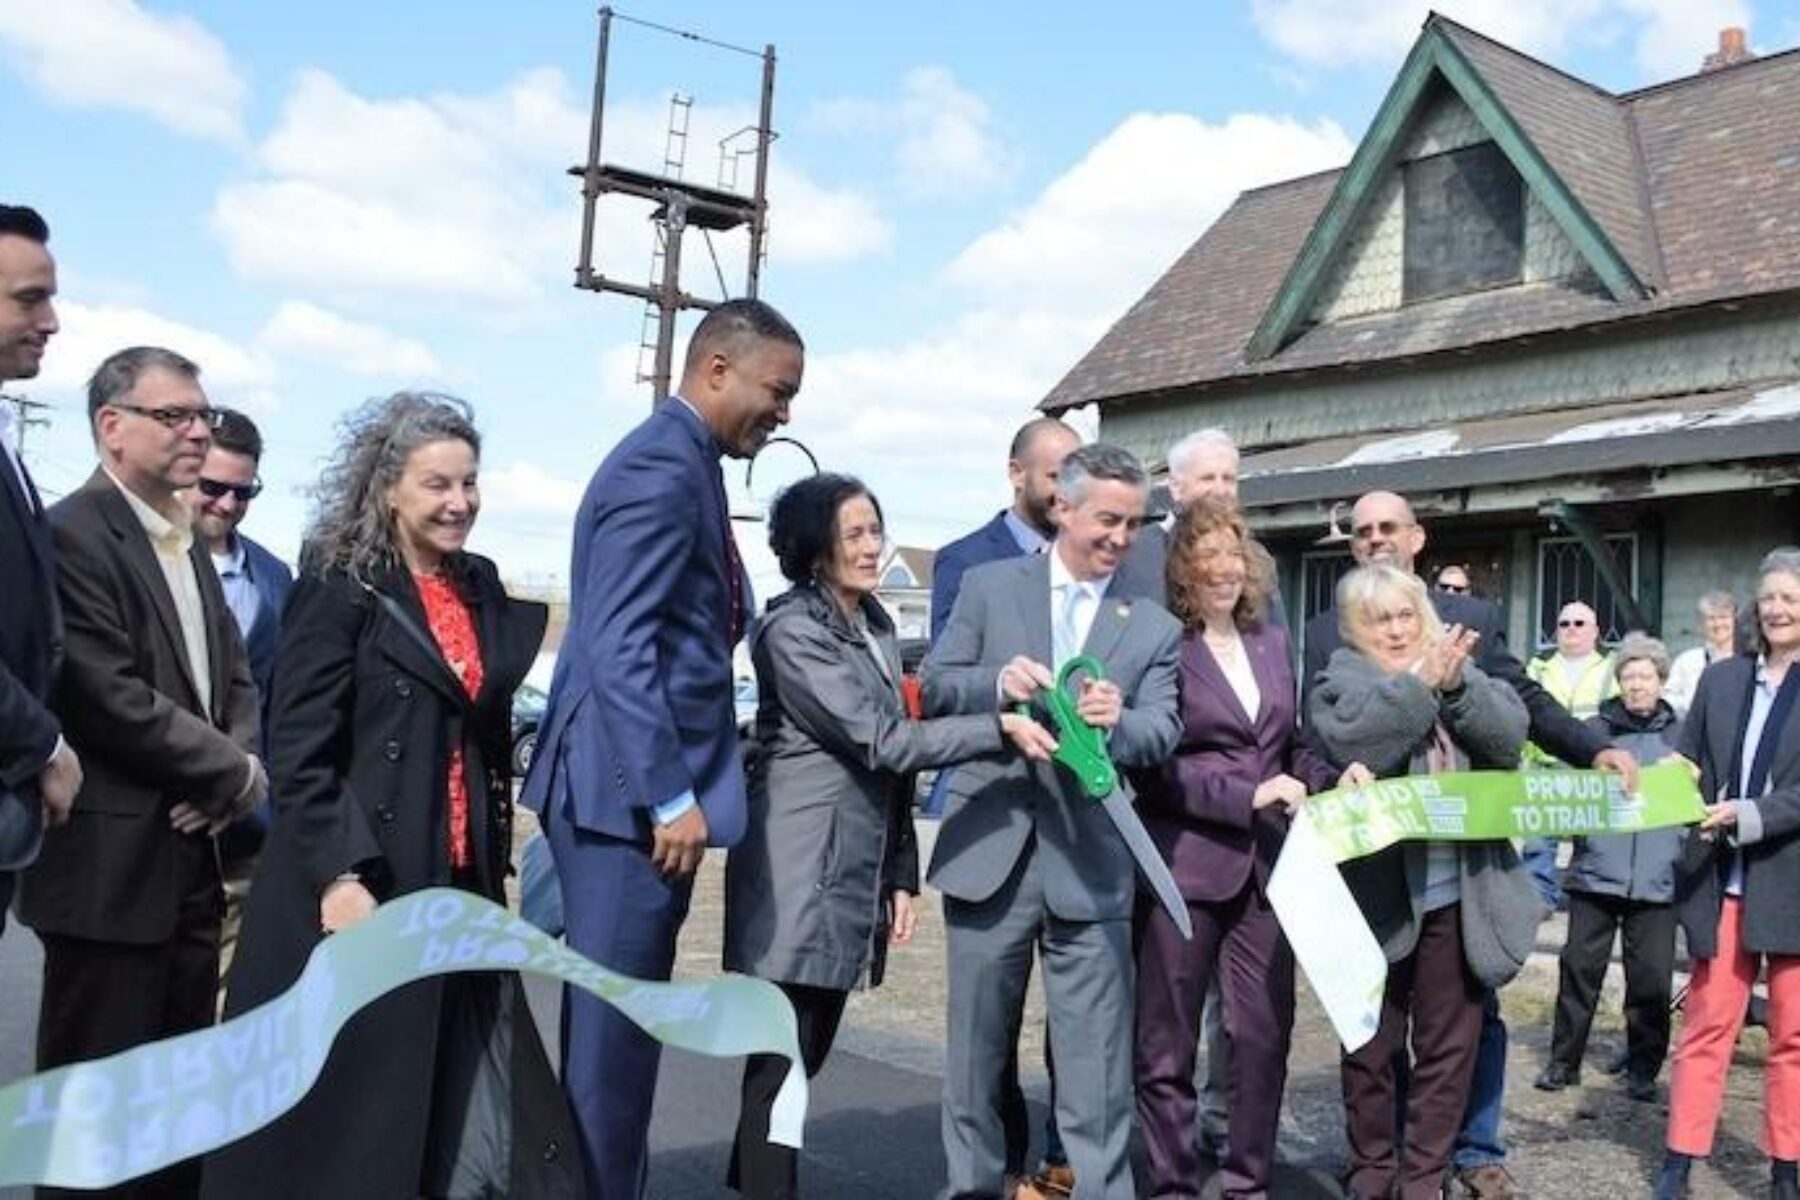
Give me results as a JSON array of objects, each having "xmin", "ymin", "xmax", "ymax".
[
  {"xmin": 1248, "ymin": 0, "xmax": 1753, "ymax": 80},
  {"xmin": 211, "ymin": 67, "xmax": 887, "ymax": 306},
  {"xmin": 765, "ymin": 109, "xmax": 1353, "ymax": 551},
  {"xmin": 478, "ymin": 460, "xmax": 587, "ymax": 521},
  {"xmin": 257, "ymin": 301, "xmax": 443, "ymax": 378},
  {"xmin": 0, "ymin": 0, "xmax": 245, "ymax": 142},
  {"xmin": 814, "ymin": 67, "xmax": 1014, "ymax": 199},
  {"xmin": 38, "ymin": 300, "xmax": 273, "ymax": 397},
  {"xmin": 946, "ymin": 111, "xmax": 1353, "ymax": 317},
  {"xmin": 1619, "ymin": 0, "xmax": 1756, "ymax": 79}
]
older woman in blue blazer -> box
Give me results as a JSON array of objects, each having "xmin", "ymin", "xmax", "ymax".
[{"xmin": 1134, "ymin": 497, "xmax": 1338, "ymax": 1200}]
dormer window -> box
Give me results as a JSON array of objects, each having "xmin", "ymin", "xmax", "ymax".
[{"xmin": 1403, "ymin": 140, "xmax": 1524, "ymax": 302}]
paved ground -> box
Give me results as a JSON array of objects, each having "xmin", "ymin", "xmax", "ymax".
[{"xmin": 0, "ymin": 817, "xmax": 1781, "ymax": 1197}]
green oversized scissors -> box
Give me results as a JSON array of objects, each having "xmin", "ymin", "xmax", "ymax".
[{"xmin": 1018, "ymin": 655, "xmax": 1192, "ymax": 939}]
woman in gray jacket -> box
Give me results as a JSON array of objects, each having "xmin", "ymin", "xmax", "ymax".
[
  {"xmin": 1308, "ymin": 564, "xmax": 1540, "ymax": 1200},
  {"xmin": 723, "ymin": 473, "xmax": 1049, "ymax": 1200},
  {"xmin": 1538, "ymin": 632, "xmax": 1684, "ymax": 1101}
]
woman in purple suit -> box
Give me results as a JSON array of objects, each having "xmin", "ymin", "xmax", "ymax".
[{"xmin": 1134, "ymin": 498, "xmax": 1339, "ymax": 1200}]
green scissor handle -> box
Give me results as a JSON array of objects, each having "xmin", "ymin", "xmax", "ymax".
[{"xmin": 1016, "ymin": 654, "xmax": 1118, "ymax": 800}]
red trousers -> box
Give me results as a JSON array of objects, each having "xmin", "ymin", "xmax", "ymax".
[{"xmin": 1667, "ymin": 897, "xmax": 1800, "ymax": 1159}]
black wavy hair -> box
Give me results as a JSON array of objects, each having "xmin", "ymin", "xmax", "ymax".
[{"xmin": 767, "ymin": 472, "xmax": 881, "ymax": 585}]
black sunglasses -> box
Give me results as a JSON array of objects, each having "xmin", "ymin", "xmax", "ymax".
[
  {"xmin": 196, "ymin": 476, "xmax": 263, "ymax": 503},
  {"xmin": 1437, "ymin": 582, "xmax": 1470, "ymax": 594},
  {"xmin": 1558, "ymin": 618, "xmax": 1592, "ymax": 628}
]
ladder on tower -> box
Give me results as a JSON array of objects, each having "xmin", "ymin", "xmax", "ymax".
[{"xmin": 637, "ymin": 94, "xmax": 694, "ymax": 385}]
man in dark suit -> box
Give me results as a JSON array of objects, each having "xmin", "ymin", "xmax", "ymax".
[
  {"xmin": 0, "ymin": 204, "xmax": 79, "ymax": 932},
  {"xmin": 20, "ymin": 345, "xmax": 264, "ymax": 1200},
  {"xmin": 523, "ymin": 298, "xmax": 803, "ymax": 1200},
  {"xmin": 926, "ymin": 443, "xmax": 1182, "ymax": 1200},
  {"xmin": 931, "ymin": 416, "xmax": 1080, "ymax": 640},
  {"xmin": 1114, "ymin": 426, "xmax": 1287, "ymax": 631},
  {"xmin": 928, "ymin": 415, "xmax": 1079, "ymax": 1194},
  {"xmin": 1302, "ymin": 489, "xmax": 1635, "ymax": 1200},
  {"xmin": 190, "ymin": 406, "xmax": 291, "ymax": 992}
]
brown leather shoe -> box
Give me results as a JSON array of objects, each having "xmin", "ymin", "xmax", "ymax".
[
  {"xmin": 1034, "ymin": 1163, "xmax": 1076, "ymax": 1198},
  {"xmin": 1006, "ymin": 1175, "xmax": 1047, "ymax": 1200}
]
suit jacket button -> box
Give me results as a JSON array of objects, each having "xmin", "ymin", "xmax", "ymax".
[
  {"xmin": 377, "ymin": 805, "xmax": 395, "ymax": 824},
  {"xmin": 393, "ymin": 678, "xmax": 412, "ymax": 698},
  {"xmin": 543, "ymin": 1140, "xmax": 560, "ymax": 1162},
  {"xmin": 383, "ymin": 739, "xmax": 402, "ymax": 761}
]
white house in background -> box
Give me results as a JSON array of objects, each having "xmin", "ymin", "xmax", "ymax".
[{"xmin": 875, "ymin": 545, "xmax": 935, "ymax": 640}]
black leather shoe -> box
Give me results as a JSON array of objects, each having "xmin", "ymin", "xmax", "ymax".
[
  {"xmin": 1627, "ymin": 1073, "xmax": 1658, "ymax": 1102},
  {"xmin": 1602, "ymin": 1045, "xmax": 1630, "ymax": 1075},
  {"xmin": 1534, "ymin": 1062, "xmax": 1578, "ymax": 1091}
]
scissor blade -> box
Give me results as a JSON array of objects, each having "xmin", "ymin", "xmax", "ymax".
[{"xmin": 1098, "ymin": 787, "xmax": 1192, "ymax": 940}]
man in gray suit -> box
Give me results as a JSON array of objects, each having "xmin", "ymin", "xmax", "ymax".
[{"xmin": 924, "ymin": 443, "xmax": 1183, "ymax": 1200}]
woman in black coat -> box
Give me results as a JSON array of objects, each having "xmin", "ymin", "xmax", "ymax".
[
  {"xmin": 721, "ymin": 473, "xmax": 1048, "ymax": 1199},
  {"xmin": 1656, "ymin": 547, "xmax": 1800, "ymax": 1200},
  {"xmin": 202, "ymin": 394, "xmax": 581, "ymax": 1200}
]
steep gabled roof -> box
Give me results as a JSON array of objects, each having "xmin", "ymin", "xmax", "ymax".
[
  {"xmin": 1043, "ymin": 15, "xmax": 1800, "ymax": 416},
  {"xmin": 1436, "ymin": 20, "xmax": 1663, "ymax": 292}
]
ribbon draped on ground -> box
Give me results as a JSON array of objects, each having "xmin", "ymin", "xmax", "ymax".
[
  {"xmin": 0, "ymin": 888, "xmax": 806, "ymax": 1190},
  {"xmin": 1268, "ymin": 764, "xmax": 1705, "ymax": 1052}
]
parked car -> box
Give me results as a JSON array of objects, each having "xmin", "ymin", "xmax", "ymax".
[
  {"xmin": 735, "ymin": 675, "xmax": 758, "ymax": 740},
  {"xmin": 511, "ymin": 682, "xmax": 548, "ymax": 775}
]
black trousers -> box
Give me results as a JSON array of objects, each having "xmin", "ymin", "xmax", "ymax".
[
  {"xmin": 728, "ymin": 981, "xmax": 850, "ymax": 1200},
  {"xmin": 36, "ymin": 837, "xmax": 222, "ymax": 1200},
  {"xmin": 1549, "ymin": 890, "xmax": 1676, "ymax": 1080}
]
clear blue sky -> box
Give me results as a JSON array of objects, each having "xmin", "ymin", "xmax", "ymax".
[{"xmin": 2, "ymin": 0, "xmax": 1784, "ymax": 595}]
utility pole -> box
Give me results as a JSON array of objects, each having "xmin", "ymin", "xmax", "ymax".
[
  {"xmin": 570, "ymin": 7, "xmax": 778, "ymax": 405},
  {"xmin": 1, "ymin": 392, "xmax": 50, "ymax": 456}
]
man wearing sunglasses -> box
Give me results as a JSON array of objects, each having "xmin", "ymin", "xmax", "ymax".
[
  {"xmin": 192, "ymin": 407, "xmax": 292, "ymax": 1001},
  {"xmin": 1302, "ymin": 490, "xmax": 1638, "ymax": 1200},
  {"xmin": 19, "ymin": 345, "xmax": 265, "ymax": 1198}
]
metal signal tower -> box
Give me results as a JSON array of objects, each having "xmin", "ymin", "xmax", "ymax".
[{"xmin": 571, "ymin": 7, "xmax": 776, "ymax": 404}]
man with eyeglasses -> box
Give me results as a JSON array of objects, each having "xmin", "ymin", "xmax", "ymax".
[
  {"xmin": 1301, "ymin": 490, "xmax": 1637, "ymax": 1200},
  {"xmin": 191, "ymin": 406, "xmax": 292, "ymax": 1004},
  {"xmin": 19, "ymin": 345, "xmax": 264, "ymax": 1199}
]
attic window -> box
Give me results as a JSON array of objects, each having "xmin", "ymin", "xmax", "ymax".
[{"xmin": 1402, "ymin": 141, "xmax": 1523, "ymax": 302}]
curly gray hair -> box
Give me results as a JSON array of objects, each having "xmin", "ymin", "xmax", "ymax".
[{"xmin": 302, "ymin": 392, "xmax": 480, "ymax": 580}]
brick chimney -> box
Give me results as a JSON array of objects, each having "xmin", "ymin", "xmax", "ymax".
[{"xmin": 1701, "ymin": 26, "xmax": 1755, "ymax": 72}]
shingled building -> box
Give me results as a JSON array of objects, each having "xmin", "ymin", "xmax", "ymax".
[{"xmin": 1046, "ymin": 15, "xmax": 1800, "ymax": 660}]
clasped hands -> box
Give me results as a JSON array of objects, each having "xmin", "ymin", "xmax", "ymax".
[
  {"xmin": 1409, "ymin": 624, "xmax": 1480, "ymax": 691},
  {"xmin": 997, "ymin": 655, "xmax": 1121, "ymax": 762}
]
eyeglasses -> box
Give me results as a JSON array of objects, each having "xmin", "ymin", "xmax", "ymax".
[
  {"xmin": 109, "ymin": 402, "xmax": 224, "ymax": 432},
  {"xmin": 1437, "ymin": 582, "xmax": 1470, "ymax": 595},
  {"xmin": 196, "ymin": 476, "xmax": 263, "ymax": 503},
  {"xmin": 1558, "ymin": 619, "xmax": 1591, "ymax": 628},
  {"xmin": 1351, "ymin": 519, "xmax": 1413, "ymax": 541}
]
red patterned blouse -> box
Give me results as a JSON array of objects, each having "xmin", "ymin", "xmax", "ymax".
[{"xmin": 414, "ymin": 571, "xmax": 485, "ymax": 870}]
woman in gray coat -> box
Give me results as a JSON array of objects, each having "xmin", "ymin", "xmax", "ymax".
[
  {"xmin": 1538, "ymin": 632, "xmax": 1684, "ymax": 1101},
  {"xmin": 1308, "ymin": 564, "xmax": 1539, "ymax": 1200},
  {"xmin": 723, "ymin": 473, "xmax": 1049, "ymax": 1200}
]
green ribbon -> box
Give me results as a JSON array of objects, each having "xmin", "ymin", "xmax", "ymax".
[
  {"xmin": 0, "ymin": 889, "xmax": 806, "ymax": 1190},
  {"xmin": 1298, "ymin": 762, "xmax": 1704, "ymax": 864},
  {"xmin": 1269, "ymin": 763, "xmax": 1705, "ymax": 1052}
]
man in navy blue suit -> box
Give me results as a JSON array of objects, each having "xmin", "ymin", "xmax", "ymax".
[
  {"xmin": 191, "ymin": 406, "xmax": 292, "ymax": 988},
  {"xmin": 524, "ymin": 297, "xmax": 804, "ymax": 1200},
  {"xmin": 931, "ymin": 417, "xmax": 1079, "ymax": 643}
]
